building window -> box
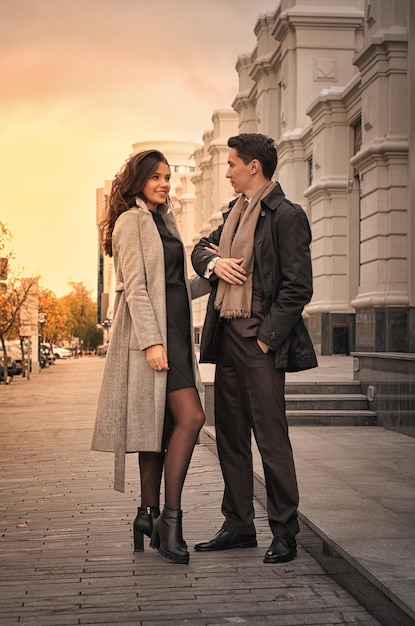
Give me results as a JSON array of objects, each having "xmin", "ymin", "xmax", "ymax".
[
  {"xmin": 353, "ymin": 118, "xmax": 362, "ymax": 156},
  {"xmin": 172, "ymin": 165, "xmax": 195, "ymax": 174},
  {"xmin": 308, "ymin": 158, "xmax": 313, "ymax": 186}
]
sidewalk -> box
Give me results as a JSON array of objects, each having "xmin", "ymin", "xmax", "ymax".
[
  {"xmin": 0, "ymin": 357, "xmax": 382, "ymax": 625},
  {"xmin": 200, "ymin": 356, "xmax": 415, "ymax": 625}
]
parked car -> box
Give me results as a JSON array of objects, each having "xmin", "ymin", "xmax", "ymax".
[
  {"xmin": 97, "ymin": 343, "xmax": 109, "ymax": 357},
  {"xmin": 52, "ymin": 346, "xmax": 72, "ymax": 359},
  {"xmin": 4, "ymin": 340, "xmax": 26, "ymax": 375},
  {"xmin": 0, "ymin": 355, "xmax": 17, "ymax": 381}
]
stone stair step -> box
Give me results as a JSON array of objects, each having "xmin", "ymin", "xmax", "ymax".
[
  {"xmin": 286, "ymin": 394, "xmax": 369, "ymax": 410},
  {"xmin": 285, "ymin": 381, "xmax": 361, "ymax": 394},
  {"xmin": 203, "ymin": 379, "xmax": 376, "ymax": 428},
  {"xmin": 287, "ymin": 410, "xmax": 377, "ymax": 426}
]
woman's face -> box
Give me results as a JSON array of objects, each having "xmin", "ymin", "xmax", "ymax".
[{"xmin": 142, "ymin": 161, "xmax": 171, "ymax": 211}]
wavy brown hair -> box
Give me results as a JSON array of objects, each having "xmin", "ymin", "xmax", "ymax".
[{"xmin": 99, "ymin": 150, "xmax": 170, "ymax": 257}]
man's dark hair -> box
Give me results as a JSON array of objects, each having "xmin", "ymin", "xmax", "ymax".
[{"xmin": 228, "ymin": 133, "xmax": 277, "ymax": 180}]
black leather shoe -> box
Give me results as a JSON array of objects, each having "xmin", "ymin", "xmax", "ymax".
[
  {"xmin": 194, "ymin": 529, "xmax": 257, "ymax": 552},
  {"xmin": 263, "ymin": 537, "xmax": 297, "ymax": 563}
]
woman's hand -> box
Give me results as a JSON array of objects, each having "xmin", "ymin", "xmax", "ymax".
[
  {"xmin": 146, "ymin": 344, "xmax": 169, "ymax": 371},
  {"xmin": 205, "ymin": 243, "xmax": 219, "ymax": 255}
]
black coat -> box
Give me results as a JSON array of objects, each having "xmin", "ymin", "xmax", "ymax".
[{"xmin": 191, "ymin": 183, "xmax": 318, "ymax": 372}]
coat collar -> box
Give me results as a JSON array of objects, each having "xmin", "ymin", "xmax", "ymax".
[
  {"xmin": 130, "ymin": 197, "xmax": 182, "ymax": 242},
  {"xmin": 227, "ymin": 181, "xmax": 286, "ymax": 215},
  {"xmin": 260, "ymin": 182, "xmax": 286, "ymax": 211},
  {"xmin": 133, "ymin": 196, "xmax": 170, "ymax": 216}
]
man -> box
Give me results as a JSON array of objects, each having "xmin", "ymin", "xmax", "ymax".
[{"xmin": 191, "ymin": 133, "xmax": 317, "ymax": 563}]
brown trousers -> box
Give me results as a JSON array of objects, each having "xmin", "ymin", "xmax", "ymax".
[{"xmin": 214, "ymin": 321, "xmax": 299, "ymax": 539}]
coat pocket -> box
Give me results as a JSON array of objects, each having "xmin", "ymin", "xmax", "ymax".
[{"xmin": 274, "ymin": 318, "xmax": 318, "ymax": 372}]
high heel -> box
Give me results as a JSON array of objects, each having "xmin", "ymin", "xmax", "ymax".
[
  {"xmin": 150, "ymin": 506, "xmax": 189, "ymax": 564},
  {"xmin": 133, "ymin": 506, "xmax": 160, "ymax": 552}
]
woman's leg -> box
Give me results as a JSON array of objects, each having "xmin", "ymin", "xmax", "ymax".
[
  {"xmin": 138, "ymin": 413, "xmax": 173, "ymax": 507},
  {"xmin": 163, "ymin": 387, "xmax": 205, "ymax": 510}
]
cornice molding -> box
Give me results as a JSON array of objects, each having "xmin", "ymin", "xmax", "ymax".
[
  {"xmin": 304, "ymin": 177, "xmax": 350, "ymax": 201},
  {"xmin": 272, "ymin": 7, "xmax": 363, "ymax": 42},
  {"xmin": 254, "ymin": 12, "xmax": 277, "ymax": 38},
  {"xmin": 351, "ymin": 291, "xmax": 409, "ymax": 309},
  {"xmin": 306, "ymin": 88, "xmax": 347, "ymax": 124},
  {"xmin": 350, "ymin": 139, "xmax": 409, "ymax": 171},
  {"xmin": 354, "ymin": 32, "xmax": 408, "ymax": 72},
  {"xmin": 305, "ymin": 302, "xmax": 351, "ymax": 315},
  {"xmin": 235, "ymin": 53, "xmax": 254, "ymax": 73},
  {"xmin": 249, "ymin": 55, "xmax": 275, "ymax": 82},
  {"xmin": 231, "ymin": 92, "xmax": 254, "ymax": 113}
]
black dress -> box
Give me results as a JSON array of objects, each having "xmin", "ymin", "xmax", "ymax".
[{"xmin": 151, "ymin": 211, "xmax": 195, "ymax": 393}]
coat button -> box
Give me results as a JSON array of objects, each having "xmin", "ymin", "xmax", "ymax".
[
  {"xmin": 270, "ymin": 332, "xmax": 277, "ymax": 339},
  {"xmin": 261, "ymin": 210, "xmax": 266, "ymax": 217},
  {"xmin": 255, "ymin": 238, "xmax": 261, "ymax": 244}
]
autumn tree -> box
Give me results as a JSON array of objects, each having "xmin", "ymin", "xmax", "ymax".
[
  {"xmin": 60, "ymin": 281, "xmax": 103, "ymax": 351},
  {"xmin": 0, "ymin": 222, "xmax": 39, "ymax": 382},
  {"xmin": 38, "ymin": 288, "xmax": 68, "ymax": 349}
]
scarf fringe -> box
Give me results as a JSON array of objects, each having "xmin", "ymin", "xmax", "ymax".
[{"xmin": 217, "ymin": 308, "xmax": 251, "ymax": 320}]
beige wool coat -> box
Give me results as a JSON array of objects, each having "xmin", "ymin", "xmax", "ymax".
[{"xmin": 91, "ymin": 200, "xmax": 209, "ymax": 492}]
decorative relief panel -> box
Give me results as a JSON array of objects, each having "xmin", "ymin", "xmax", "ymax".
[{"xmin": 314, "ymin": 57, "xmax": 337, "ymax": 82}]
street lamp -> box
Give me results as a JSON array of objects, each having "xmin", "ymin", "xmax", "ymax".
[
  {"xmin": 38, "ymin": 312, "xmax": 46, "ymax": 344},
  {"xmin": 38, "ymin": 312, "xmax": 46, "ymax": 370}
]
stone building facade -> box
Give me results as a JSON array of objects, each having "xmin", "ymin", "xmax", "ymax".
[
  {"xmin": 191, "ymin": 0, "xmax": 413, "ymax": 357},
  {"xmin": 96, "ymin": 0, "xmax": 413, "ymax": 434},
  {"xmin": 96, "ymin": 0, "xmax": 413, "ymax": 358}
]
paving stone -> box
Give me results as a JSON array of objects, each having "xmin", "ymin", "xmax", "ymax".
[{"xmin": 0, "ymin": 358, "xmax": 382, "ymax": 626}]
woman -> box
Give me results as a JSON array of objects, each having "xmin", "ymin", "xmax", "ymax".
[{"xmin": 91, "ymin": 150, "xmax": 206, "ymax": 565}]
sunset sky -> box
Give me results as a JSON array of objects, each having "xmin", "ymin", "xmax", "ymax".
[{"xmin": 0, "ymin": 0, "xmax": 277, "ymax": 298}]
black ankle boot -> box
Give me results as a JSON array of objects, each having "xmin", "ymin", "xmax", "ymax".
[
  {"xmin": 133, "ymin": 506, "xmax": 160, "ymax": 552},
  {"xmin": 150, "ymin": 506, "xmax": 189, "ymax": 564}
]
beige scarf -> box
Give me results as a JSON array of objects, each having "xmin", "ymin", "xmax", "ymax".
[{"xmin": 214, "ymin": 180, "xmax": 276, "ymax": 319}]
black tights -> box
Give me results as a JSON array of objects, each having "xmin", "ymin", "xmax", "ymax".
[{"xmin": 138, "ymin": 387, "xmax": 205, "ymax": 511}]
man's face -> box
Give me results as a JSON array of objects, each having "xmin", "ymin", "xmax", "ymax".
[{"xmin": 225, "ymin": 148, "xmax": 252, "ymax": 195}]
